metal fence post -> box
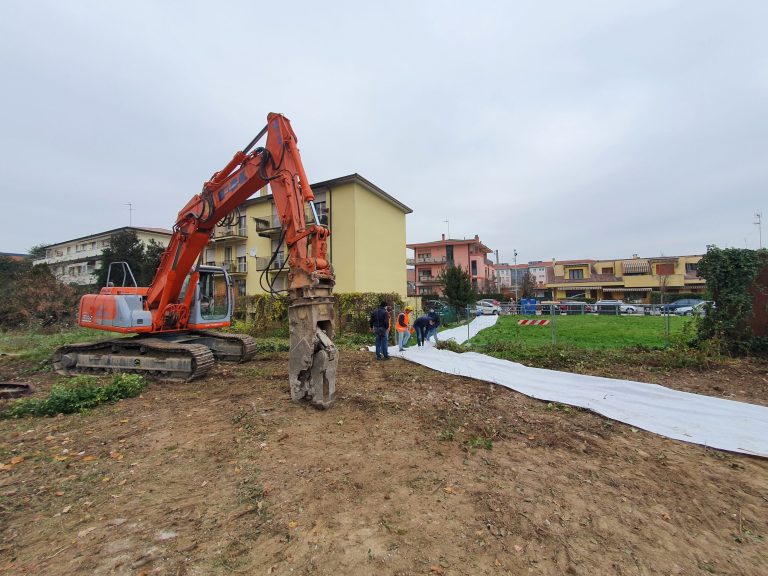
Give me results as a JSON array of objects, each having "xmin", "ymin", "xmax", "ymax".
[{"xmin": 551, "ymin": 304, "xmax": 557, "ymax": 345}]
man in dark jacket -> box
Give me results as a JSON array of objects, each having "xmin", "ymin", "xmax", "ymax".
[
  {"xmin": 369, "ymin": 301, "xmax": 391, "ymax": 360},
  {"xmin": 413, "ymin": 315, "xmax": 434, "ymax": 347},
  {"xmin": 426, "ymin": 309, "xmax": 441, "ymax": 344}
]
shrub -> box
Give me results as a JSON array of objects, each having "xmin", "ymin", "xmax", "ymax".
[{"xmin": 2, "ymin": 373, "xmax": 147, "ymax": 418}]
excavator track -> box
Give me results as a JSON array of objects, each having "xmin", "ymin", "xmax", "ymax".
[
  {"xmin": 53, "ymin": 337, "xmax": 216, "ymax": 382},
  {"xmin": 188, "ymin": 331, "xmax": 257, "ymax": 363}
]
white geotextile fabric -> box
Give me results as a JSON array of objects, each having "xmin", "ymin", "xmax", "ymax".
[{"xmin": 372, "ymin": 315, "xmax": 768, "ymax": 457}]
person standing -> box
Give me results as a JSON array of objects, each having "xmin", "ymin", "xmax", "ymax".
[
  {"xmin": 413, "ymin": 315, "xmax": 434, "ymax": 346},
  {"xmin": 426, "ymin": 308, "xmax": 441, "ymax": 344},
  {"xmin": 369, "ymin": 301, "xmax": 391, "ymax": 360},
  {"xmin": 396, "ymin": 305, "xmax": 413, "ymax": 351},
  {"xmin": 385, "ymin": 305, "xmax": 393, "ymax": 346}
]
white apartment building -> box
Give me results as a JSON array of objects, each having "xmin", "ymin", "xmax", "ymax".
[{"xmin": 34, "ymin": 226, "xmax": 172, "ymax": 285}]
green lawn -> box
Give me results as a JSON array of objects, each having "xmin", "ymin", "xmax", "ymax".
[
  {"xmin": 470, "ymin": 314, "xmax": 692, "ymax": 350},
  {"xmin": 0, "ymin": 327, "xmax": 113, "ymax": 363}
]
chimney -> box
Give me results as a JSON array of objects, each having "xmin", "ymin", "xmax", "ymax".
[
  {"xmin": 475, "ymin": 234, "xmax": 479, "ymax": 240},
  {"xmin": 441, "ymin": 233, "xmax": 445, "ymax": 241},
  {"xmin": 495, "ymin": 249, "xmax": 499, "ymax": 264}
]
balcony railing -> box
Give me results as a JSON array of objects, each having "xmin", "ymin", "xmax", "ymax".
[
  {"xmin": 221, "ymin": 260, "xmax": 247, "ymax": 274},
  {"xmin": 410, "ymin": 256, "xmax": 447, "ymax": 265},
  {"xmin": 255, "ymin": 215, "xmax": 282, "ymax": 232},
  {"xmin": 213, "ymin": 226, "xmax": 248, "ymax": 240},
  {"xmin": 417, "ymin": 276, "xmax": 441, "ymax": 284}
]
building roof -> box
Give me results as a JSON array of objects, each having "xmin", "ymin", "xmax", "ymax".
[
  {"xmin": 408, "ymin": 235, "xmax": 492, "ymax": 254},
  {"xmin": 0, "ymin": 252, "xmax": 27, "ymax": 260},
  {"xmin": 312, "ymin": 174, "xmax": 413, "ymax": 214},
  {"xmin": 243, "ymin": 173, "xmax": 413, "ymax": 214},
  {"xmin": 555, "ymin": 259, "xmax": 596, "ymax": 265},
  {"xmin": 42, "ymin": 226, "xmax": 173, "ymax": 249}
]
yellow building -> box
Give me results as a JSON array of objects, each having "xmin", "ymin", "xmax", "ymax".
[
  {"xmin": 203, "ymin": 174, "xmax": 412, "ymax": 298},
  {"xmin": 548, "ymin": 254, "xmax": 706, "ymax": 301}
]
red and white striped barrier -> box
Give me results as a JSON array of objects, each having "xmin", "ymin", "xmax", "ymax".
[{"xmin": 517, "ymin": 319, "xmax": 550, "ymax": 326}]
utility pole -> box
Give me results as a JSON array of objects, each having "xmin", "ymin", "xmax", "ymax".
[
  {"xmin": 756, "ymin": 212, "xmax": 763, "ymax": 249},
  {"xmin": 124, "ymin": 203, "xmax": 135, "ymax": 227},
  {"xmin": 513, "ymin": 249, "xmax": 519, "ymax": 303}
]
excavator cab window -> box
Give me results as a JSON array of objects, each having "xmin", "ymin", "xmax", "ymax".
[{"xmin": 198, "ymin": 268, "xmax": 230, "ymax": 321}]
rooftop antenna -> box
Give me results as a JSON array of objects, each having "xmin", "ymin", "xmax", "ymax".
[
  {"xmin": 124, "ymin": 203, "xmax": 135, "ymax": 227},
  {"xmin": 444, "ymin": 218, "xmax": 450, "ymax": 239},
  {"xmin": 755, "ymin": 212, "xmax": 763, "ymax": 249}
]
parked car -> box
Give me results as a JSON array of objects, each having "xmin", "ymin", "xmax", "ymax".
[
  {"xmin": 660, "ymin": 298, "xmax": 703, "ymax": 314},
  {"xmin": 424, "ymin": 300, "xmax": 449, "ymax": 313},
  {"xmin": 595, "ymin": 300, "xmax": 637, "ymax": 314},
  {"xmin": 675, "ymin": 301, "xmax": 714, "ymax": 317},
  {"xmin": 558, "ymin": 300, "xmax": 593, "ymax": 314},
  {"xmin": 475, "ymin": 300, "xmax": 501, "ymax": 315}
]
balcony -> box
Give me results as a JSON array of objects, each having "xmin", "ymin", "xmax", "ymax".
[
  {"xmin": 252, "ymin": 251, "xmax": 287, "ymax": 272},
  {"xmin": 408, "ymin": 256, "xmax": 448, "ymax": 265},
  {"xmin": 212, "ymin": 226, "xmax": 248, "ymax": 242},
  {"xmin": 220, "ymin": 260, "xmax": 247, "ymax": 275},
  {"xmin": 255, "ymin": 215, "xmax": 282, "ymax": 238},
  {"xmin": 417, "ymin": 276, "xmax": 442, "ymax": 284}
]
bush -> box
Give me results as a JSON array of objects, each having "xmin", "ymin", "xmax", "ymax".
[
  {"xmin": 697, "ymin": 246, "xmax": 768, "ymax": 356},
  {"xmin": 2, "ymin": 373, "xmax": 147, "ymax": 418},
  {"xmin": 0, "ymin": 257, "xmax": 82, "ymax": 329},
  {"xmin": 233, "ymin": 292, "xmax": 405, "ymax": 336}
]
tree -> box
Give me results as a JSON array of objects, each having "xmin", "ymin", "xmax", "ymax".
[
  {"xmin": 142, "ymin": 239, "xmax": 167, "ymax": 285},
  {"xmin": 27, "ymin": 244, "xmax": 49, "ymax": 260},
  {"xmin": 439, "ymin": 265, "xmax": 476, "ymax": 311},
  {"xmin": 521, "ymin": 271, "xmax": 536, "ymax": 298},
  {"xmin": 96, "ymin": 230, "xmax": 165, "ymax": 287}
]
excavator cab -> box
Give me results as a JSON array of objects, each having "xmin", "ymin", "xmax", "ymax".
[{"xmin": 187, "ymin": 266, "xmax": 233, "ymax": 328}]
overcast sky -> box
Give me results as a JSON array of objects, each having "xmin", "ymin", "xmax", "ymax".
[{"xmin": 2, "ymin": 1, "xmax": 766, "ymax": 264}]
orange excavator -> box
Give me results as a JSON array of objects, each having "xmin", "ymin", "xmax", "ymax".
[{"xmin": 53, "ymin": 113, "xmax": 337, "ymax": 409}]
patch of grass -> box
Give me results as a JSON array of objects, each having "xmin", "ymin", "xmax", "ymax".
[
  {"xmin": 334, "ymin": 332, "xmax": 379, "ymax": 350},
  {"xmin": 253, "ymin": 337, "xmax": 290, "ymax": 353},
  {"xmin": 436, "ymin": 339, "xmax": 468, "ymax": 353},
  {"xmin": 472, "ymin": 339, "xmax": 723, "ymax": 372},
  {"xmin": 471, "ymin": 314, "xmax": 690, "ymax": 350},
  {"xmin": 465, "ymin": 436, "xmax": 493, "ymax": 450},
  {"xmin": 1, "ymin": 373, "xmax": 147, "ymax": 418},
  {"xmin": 0, "ymin": 327, "xmax": 116, "ymax": 364}
]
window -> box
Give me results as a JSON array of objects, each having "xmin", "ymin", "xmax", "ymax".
[
  {"xmin": 314, "ymin": 201, "xmax": 328, "ymax": 225},
  {"xmin": 419, "ymin": 269, "xmax": 432, "ymax": 279},
  {"xmin": 237, "ymin": 256, "xmax": 247, "ymax": 273},
  {"xmin": 418, "ymin": 252, "xmax": 431, "ymax": 260},
  {"xmin": 471, "ymin": 260, "xmax": 478, "ymax": 276},
  {"xmin": 569, "ymin": 269, "xmax": 584, "ymax": 280},
  {"xmin": 601, "ymin": 267, "xmax": 614, "ymax": 275},
  {"xmin": 237, "ymin": 215, "xmax": 247, "ymax": 236},
  {"xmin": 236, "ymin": 279, "xmax": 246, "ymax": 296},
  {"xmin": 656, "ymin": 263, "xmax": 674, "ymax": 276},
  {"xmin": 685, "ymin": 263, "xmax": 698, "ymax": 273}
]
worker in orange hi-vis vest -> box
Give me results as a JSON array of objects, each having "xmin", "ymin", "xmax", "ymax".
[{"xmin": 396, "ymin": 306, "xmax": 413, "ymax": 351}]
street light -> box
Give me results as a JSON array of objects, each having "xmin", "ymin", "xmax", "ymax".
[{"xmin": 513, "ymin": 249, "xmax": 519, "ymax": 304}]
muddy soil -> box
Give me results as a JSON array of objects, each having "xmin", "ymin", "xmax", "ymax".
[{"xmin": 1, "ymin": 351, "xmax": 767, "ymax": 575}]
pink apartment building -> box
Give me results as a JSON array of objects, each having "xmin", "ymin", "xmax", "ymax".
[{"xmin": 407, "ymin": 234, "xmax": 495, "ymax": 296}]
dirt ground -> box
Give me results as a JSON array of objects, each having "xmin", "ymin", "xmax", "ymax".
[{"xmin": 1, "ymin": 350, "xmax": 767, "ymax": 576}]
